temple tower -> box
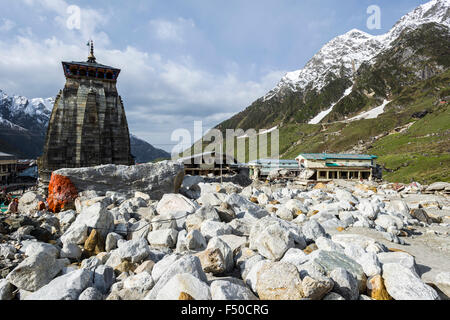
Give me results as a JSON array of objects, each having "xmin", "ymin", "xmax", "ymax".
[{"xmin": 38, "ymin": 41, "xmax": 134, "ymax": 185}]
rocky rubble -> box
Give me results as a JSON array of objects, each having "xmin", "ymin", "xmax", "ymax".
[{"xmin": 1, "ymin": 162, "xmax": 449, "ymax": 300}]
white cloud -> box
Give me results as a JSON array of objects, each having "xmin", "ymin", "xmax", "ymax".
[
  {"xmin": 0, "ymin": 9, "xmax": 284, "ymax": 151},
  {"xmin": 149, "ymin": 18, "xmax": 195, "ymax": 43},
  {"xmin": 21, "ymin": 0, "xmax": 110, "ymax": 46},
  {"xmin": 0, "ymin": 19, "xmax": 15, "ymax": 32}
]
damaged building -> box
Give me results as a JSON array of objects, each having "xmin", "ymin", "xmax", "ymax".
[{"xmin": 295, "ymin": 153, "xmax": 380, "ymax": 181}]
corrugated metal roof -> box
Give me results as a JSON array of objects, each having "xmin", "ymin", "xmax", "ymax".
[
  {"xmin": 247, "ymin": 159, "xmax": 298, "ymax": 165},
  {"xmin": 177, "ymin": 152, "xmax": 239, "ymax": 165},
  {"xmin": 0, "ymin": 152, "xmax": 15, "ymax": 160},
  {"xmin": 247, "ymin": 159, "xmax": 300, "ymax": 171},
  {"xmin": 297, "ymin": 153, "xmax": 377, "ymax": 160}
]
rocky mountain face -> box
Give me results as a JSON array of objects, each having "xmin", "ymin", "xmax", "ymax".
[
  {"xmin": 218, "ymin": 0, "xmax": 449, "ymax": 131},
  {"xmin": 213, "ymin": 0, "xmax": 450, "ymax": 184},
  {"xmin": 0, "ymin": 89, "xmax": 170, "ymax": 162}
]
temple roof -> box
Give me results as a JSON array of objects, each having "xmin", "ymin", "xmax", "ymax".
[
  {"xmin": 61, "ymin": 41, "xmax": 121, "ymax": 81},
  {"xmin": 62, "ymin": 60, "xmax": 120, "ymax": 72}
]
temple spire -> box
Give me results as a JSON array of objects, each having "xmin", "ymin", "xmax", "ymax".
[{"xmin": 87, "ymin": 40, "xmax": 96, "ymax": 63}]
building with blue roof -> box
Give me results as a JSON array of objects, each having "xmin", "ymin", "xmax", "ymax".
[{"xmin": 295, "ymin": 153, "xmax": 379, "ymax": 181}]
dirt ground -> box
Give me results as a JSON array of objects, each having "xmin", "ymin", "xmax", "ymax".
[{"xmin": 328, "ymin": 223, "xmax": 450, "ymax": 299}]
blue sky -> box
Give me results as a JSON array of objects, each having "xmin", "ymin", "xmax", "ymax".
[{"xmin": 0, "ymin": 0, "xmax": 428, "ymax": 152}]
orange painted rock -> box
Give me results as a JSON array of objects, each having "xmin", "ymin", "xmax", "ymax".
[{"xmin": 47, "ymin": 173, "xmax": 78, "ymax": 213}]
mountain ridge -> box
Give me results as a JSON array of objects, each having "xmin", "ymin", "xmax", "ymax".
[{"xmin": 263, "ymin": 0, "xmax": 450, "ymax": 104}]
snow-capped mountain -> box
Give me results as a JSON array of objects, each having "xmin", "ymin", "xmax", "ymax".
[
  {"xmin": 0, "ymin": 89, "xmax": 170, "ymax": 161},
  {"xmin": 263, "ymin": 0, "xmax": 450, "ymax": 101},
  {"xmin": 0, "ymin": 89, "xmax": 53, "ymax": 133}
]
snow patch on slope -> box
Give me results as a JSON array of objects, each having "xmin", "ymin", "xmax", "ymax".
[
  {"xmin": 346, "ymin": 100, "xmax": 391, "ymax": 122},
  {"xmin": 308, "ymin": 86, "xmax": 353, "ymax": 124}
]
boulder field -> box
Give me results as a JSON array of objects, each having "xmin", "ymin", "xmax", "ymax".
[{"xmin": 1, "ymin": 161, "xmax": 449, "ymax": 300}]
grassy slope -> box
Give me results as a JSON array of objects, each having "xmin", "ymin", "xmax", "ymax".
[{"xmin": 278, "ymin": 70, "xmax": 450, "ymax": 184}]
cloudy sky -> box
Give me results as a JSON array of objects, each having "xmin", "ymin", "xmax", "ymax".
[{"xmin": 0, "ymin": 0, "xmax": 427, "ymax": 152}]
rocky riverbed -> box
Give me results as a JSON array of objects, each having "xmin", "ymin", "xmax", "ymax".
[{"xmin": 0, "ymin": 161, "xmax": 449, "ymax": 300}]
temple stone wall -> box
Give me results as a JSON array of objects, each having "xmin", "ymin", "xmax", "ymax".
[{"xmin": 38, "ymin": 77, "xmax": 134, "ymax": 186}]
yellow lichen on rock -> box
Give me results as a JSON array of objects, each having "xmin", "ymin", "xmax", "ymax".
[
  {"xmin": 314, "ymin": 183, "xmax": 326, "ymax": 190},
  {"xmin": 84, "ymin": 229, "xmax": 99, "ymax": 253},
  {"xmin": 114, "ymin": 260, "xmax": 137, "ymax": 274},
  {"xmin": 367, "ymin": 275, "xmax": 392, "ymax": 300},
  {"xmin": 295, "ymin": 210, "xmax": 304, "ymax": 216},
  {"xmin": 179, "ymin": 292, "xmax": 195, "ymax": 300}
]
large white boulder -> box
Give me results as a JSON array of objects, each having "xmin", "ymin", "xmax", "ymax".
[
  {"xmin": 301, "ymin": 275, "xmax": 333, "ymax": 300},
  {"xmin": 61, "ymin": 202, "xmax": 114, "ymax": 245},
  {"xmin": 200, "ymin": 220, "xmax": 233, "ymax": 241},
  {"xmin": 197, "ymin": 193, "xmax": 227, "ymax": 207},
  {"xmin": 185, "ymin": 229, "xmax": 207, "ymax": 251},
  {"xmin": 147, "ymin": 229, "xmax": 178, "ymax": 249},
  {"xmin": 116, "ymin": 238, "xmax": 151, "ymax": 263},
  {"xmin": 18, "ymin": 192, "xmax": 44, "ymax": 214},
  {"xmin": 357, "ymin": 199, "xmax": 381, "ymax": 220},
  {"xmin": 151, "ymin": 254, "xmax": 181, "ymax": 283},
  {"xmin": 155, "ymin": 273, "xmax": 211, "ymax": 300},
  {"xmin": 280, "ymin": 248, "xmax": 309, "ymax": 270},
  {"xmin": 6, "ymin": 252, "xmax": 69, "ymax": 292},
  {"xmin": 256, "ymin": 262, "xmax": 303, "ymax": 300},
  {"xmin": 93, "ymin": 265, "xmax": 115, "ymax": 294},
  {"xmin": 145, "ymin": 255, "xmax": 207, "ymax": 300},
  {"xmin": 344, "ymin": 244, "xmax": 381, "ymax": 278},
  {"xmin": 434, "ymin": 272, "xmax": 450, "ymax": 297},
  {"xmin": 25, "ymin": 269, "xmax": 94, "ymax": 300},
  {"xmin": 249, "ymin": 216, "xmax": 296, "ymax": 261},
  {"xmin": 53, "ymin": 161, "xmax": 185, "ymax": 200},
  {"xmin": 0, "ymin": 244, "xmax": 16, "ymax": 259},
  {"xmin": 330, "ymin": 268, "xmax": 359, "ymax": 300},
  {"xmin": 78, "ymin": 287, "xmax": 104, "ymax": 300},
  {"xmin": 207, "ymin": 237, "xmax": 234, "ymax": 273},
  {"xmin": 375, "ymin": 214, "xmax": 404, "ymax": 231},
  {"xmin": 210, "ymin": 279, "xmax": 257, "ymax": 300},
  {"xmin": 382, "ymin": 263, "xmax": 440, "ymax": 300},
  {"xmin": 156, "ymin": 193, "xmax": 198, "ymax": 216},
  {"xmin": 302, "ymin": 220, "xmax": 328, "ymax": 243},
  {"xmin": 377, "ymin": 251, "xmax": 418, "ymax": 275},
  {"xmin": 308, "ymin": 250, "xmax": 366, "ymax": 292}
]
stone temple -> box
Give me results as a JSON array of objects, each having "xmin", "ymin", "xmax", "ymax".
[{"xmin": 38, "ymin": 41, "xmax": 134, "ymax": 185}]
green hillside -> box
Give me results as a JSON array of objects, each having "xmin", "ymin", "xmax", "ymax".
[{"xmin": 279, "ymin": 70, "xmax": 450, "ymax": 184}]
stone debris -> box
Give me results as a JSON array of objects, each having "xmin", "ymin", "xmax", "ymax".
[{"xmin": 0, "ymin": 167, "xmax": 448, "ymax": 300}]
